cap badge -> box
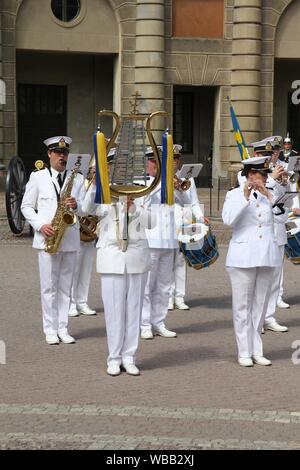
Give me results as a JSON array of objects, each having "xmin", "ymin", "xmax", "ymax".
[
  {"xmin": 59, "ymin": 138, "xmax": 66, "ymax": 148},
  {"xmin": 265, "ymin": 142, "xmax": 272, "ymax": 151}
]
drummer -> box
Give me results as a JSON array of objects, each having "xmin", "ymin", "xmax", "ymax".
[
  {"xmin": 223, "ymin": 153, "xmax": 286, "ymax": 367},
  {"xmin": 168, "ymin": 144, "xmax": 206, "ymax": 311}
]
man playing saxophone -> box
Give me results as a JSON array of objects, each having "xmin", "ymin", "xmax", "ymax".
[{"xmin": 21, "ymin": 136, "xmax": 85, "ymax": 345}]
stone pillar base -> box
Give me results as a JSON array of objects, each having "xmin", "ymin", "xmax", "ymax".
[{"xmin": 227, "ymin": 162, "xmax": 243, "ymax": 187}]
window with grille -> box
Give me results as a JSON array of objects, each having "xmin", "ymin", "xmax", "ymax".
[{"xmin": 51, "ymin": 0, "xmax": 81, "ymax": 22}]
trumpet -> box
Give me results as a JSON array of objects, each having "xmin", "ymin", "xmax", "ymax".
[
  {"xmin": 289, "ymin": 171, "xmax": 299, "ymax": 184},
  {"xmin": 174, "ymin": 175, "xmax": 191, "ymax": 192}
]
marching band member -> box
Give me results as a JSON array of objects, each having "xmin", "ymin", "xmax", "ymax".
[
  {"xmin": 168, "ymin": 145, "xmax": 205, "ymax": 311},
  {"xmin": 82, "ymin": 149, "xmax": 156, "ymax": 376},
  {"xmin": 278, "ymin": 133, "xmax": 299, "ymax": 165},
  {"xmin": 261, "ymin": 138, "xmax": 290, "ymax": 330},
  {"xmin": 238, "ymin": 137, "xmax": 291, "ymax": 312},
  {"xmin": 21, "ymin": 136, "xmax": 84, "ymax": 345},
  {"xmin": 140, "ymin": 149, "xmax": 190, "ymax": 340},
  {"xmin": 223, "ymin": 153, "xmax": 284, "ymax": 367},
  {"xmin": 69, "ymin": 157, "xmax": 97, "ymax": 317}
]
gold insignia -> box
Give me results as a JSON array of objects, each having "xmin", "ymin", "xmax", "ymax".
[
  {"xmin": 265, "ymin": 142, "xmax": 272, "ymax": 151},
  {"xmin": 35, "ymin": 160, "xmax": 44, "ymax": 170},
  {"xmin": 58, "ymin": 138, "xmax": 66, "ymax": 148},
  {"xmin": 264, "ymin": 160, "xmax": 270, "ymax": 169},
  {"xmin": 173, "ymin": 145, "xmax": 182, "ymax": 156}
]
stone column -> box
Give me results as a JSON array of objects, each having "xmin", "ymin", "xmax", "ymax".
[
  {"xmin": 0, "ymin": 12, "xmax": 4, "ymax": 171},
  {"xmin": 135, "ymin": 0, "xmax": 165, "ymax": 136},
  {"xmin": 230, "ymin": 0, "xmax": 262, "ymax": 163}
]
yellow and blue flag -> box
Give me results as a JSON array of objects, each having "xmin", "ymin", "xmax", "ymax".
[{"xmin": 229, "ymin": 104, "xmax": 250, "ymax": 160}]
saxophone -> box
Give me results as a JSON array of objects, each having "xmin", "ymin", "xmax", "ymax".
[{"xmin": 45, "ymin": 160, "xmax": 81, "ymax": 254}]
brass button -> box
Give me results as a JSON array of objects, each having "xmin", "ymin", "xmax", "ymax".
[
  {"xmin": 258, "ymin": 214, "xmax": 261, "ymax": 217},
  {"xmin": 259, "ymin": 235, "xmax": 262, "ymax": 239},
  {"xmin": 258, "ymin": 224, "xmax": 262, "ymax": 228},
  {"xmin": 256, "ymin": 204, "xmax": 260, "ymax": 208}
]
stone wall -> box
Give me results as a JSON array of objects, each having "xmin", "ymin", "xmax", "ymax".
[{"xmin": 0, "ymin": 0, "xmax": 298, "ymax": 176}]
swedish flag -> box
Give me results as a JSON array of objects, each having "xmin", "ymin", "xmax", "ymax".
[{"xmin": 230, "ymin": 104, "xmax": 250, "ymax": 160}]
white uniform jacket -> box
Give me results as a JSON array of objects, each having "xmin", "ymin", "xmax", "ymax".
[
  {"xmin": 21, "ymin": 168, "xmax": 84, "ymax": 251},
  {"xmin": 177, "ymin": 176, "xmax": 204, "ymax": 223},
  {"xmin": 144, "ymin": 181, "xmax": 190, "ymax": 249},
  {"xmin": 222, "ymin": 187, "xmax": 283, "ymax": 268},
  {"xmin": 237, "ymin": 172, "xmax": 290, "ymax": 247},
  {"xmin": 82, "ymin": 186, "xmax": 156, "ymax": 274}
]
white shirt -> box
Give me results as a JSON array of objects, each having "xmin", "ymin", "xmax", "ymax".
[{"xmin": 222, "ymin": 186, "xmax": 282, "ymax": 268}]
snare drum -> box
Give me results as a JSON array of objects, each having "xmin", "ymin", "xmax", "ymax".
[
  {"xmin": 178, "ymin": 223, "xmax": 219, "ymax": 270},
  {"xmin": 285, "ymin": 215, "xmax": 300, "ymax": 264}
]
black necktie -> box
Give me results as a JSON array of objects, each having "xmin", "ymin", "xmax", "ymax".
[
  {"xmin": 57, "ymin": 173, "xmax": 63, "ymax": 190},
  {"xmin": 253, "ymin": 192, "xmax": 258, "ymax": 199}
]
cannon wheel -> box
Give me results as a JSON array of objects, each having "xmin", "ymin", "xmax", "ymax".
[{"xmin": 5, "ymin": 156, "xmax": 28, "ymax": 235}]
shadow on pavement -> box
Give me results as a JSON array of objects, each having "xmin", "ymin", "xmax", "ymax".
[
  {"xmin": 141, "ymin": 346, "xmax": 219, "ymax": 370},
  {"xmin": 188, "ymin": 295, "xmax": 232, "ymax": 309},
  {"xmin": 174, "ymin": 318, "xmax": 232, "ymax": 335}
]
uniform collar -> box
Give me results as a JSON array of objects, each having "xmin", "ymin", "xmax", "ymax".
[{"xmin": 50, "ymin": 167, "xmax": 66, "ymax": 179}]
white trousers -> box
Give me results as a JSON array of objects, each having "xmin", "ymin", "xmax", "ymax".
[
  {"xmin": 141, "ymin": 248, "xmax": 174, "ymax": 331},
  {"xmin": 70, "ymin": 241, "xmax": 95, "ymax": 308},
  {"xmin": 169, "ymin": 249, "xmax": 186, "ymax": 302},
  {"xmin": 101, "ymin": 272, "xmax": 148, "ymax": 366},
  {"xmin": 265, "ymin": 246, "xmax": 285, "ymax": 325},
  {"xmin": 227, "ymin": 266, "xmax": 275, "ymax": 358},
  {"xmin": 38, "ymin": 250, "xmax": 76, "ymax": 336},
  {"xmin": 278, "ymin": 266, "xmax": 284, "ymax": 301}
]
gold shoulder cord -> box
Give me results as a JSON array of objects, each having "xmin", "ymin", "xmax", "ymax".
[{"xmin": 35, "ymin": 160, "xmax": 44, "ymax": 171}]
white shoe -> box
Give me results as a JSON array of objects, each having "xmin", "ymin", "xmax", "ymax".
[
  {"xmin": 68, "ymin": 308, "xmax": 80, "ymax": 317},
  {"xmin": 238, "ymin": 357, "xmax": 253, "ymax": 367},
  {"xmin": 168, "ymin": 299, "xmax": 174, "ymax": 310},
  {"xmin": 122, "ymin": 364, "xmax": 140, "ymax": 376},
  {"xmin": 277, "ymin": 299, "xmax": 290, "ymax": 309},
  {"xmin": 153, "ymin": 326, "xmax": 177, "ymax": 338},
  {"xmin": 107, "ymin": 364, "xmax": 121, "ymax": 376},
  {"xmin": 261, "ymin": 327, "xmax": 265, "ymax": 334},
  {"xmin": 141, "ymin": 329, "xmax": 154, "ymax": 340},
  {"xmin": 253, "ymin": 356, "xmax": 272, "ymax": 366},
  {"xmin": 58, "ymin": 333, "xmax": 76, "ymax": 344},
  {"xmin": 265, "ymin": 322, "xmax": 288, "ymax": 333},
  {"xmin": 77, "ymin": 305, "xmax": 97, "ymax": 315},
  {"xmin": 45, "ymin": 334, "xmax": 60, "ymax": 345},
  {"xmin": 175, "ymin": 301, "xmax": 190, "ymax": 310}
]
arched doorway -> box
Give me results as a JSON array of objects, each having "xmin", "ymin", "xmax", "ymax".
[{"xmin": 15, "ymin": 0, "xmax": 119, "ymax": 169}]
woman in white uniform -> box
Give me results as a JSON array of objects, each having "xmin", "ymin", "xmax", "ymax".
[{"xmin": 222, "ymin": 154, "xmax": 283, "ymax": 367}]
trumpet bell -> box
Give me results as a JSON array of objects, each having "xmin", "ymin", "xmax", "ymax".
[{"xmin": 289, "ymin": 172, "xmax": 299, "ymax": 183}]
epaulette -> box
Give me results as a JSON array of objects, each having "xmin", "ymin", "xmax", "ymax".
[
  {"xmin": 34, "ymin": 160, "xmax": 46, "ymax": 171},
  {"xmin": 34, "ymin": 167, "xmax": 47, "ymax": 173},
  {"xmin": 228, "ymin": 184, "xmax": 239, "ymax": 191}
]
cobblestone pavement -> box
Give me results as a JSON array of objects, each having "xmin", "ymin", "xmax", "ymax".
[{"xmin": 1, "ymin": 189, "xmax": 300, "ymax": 449}]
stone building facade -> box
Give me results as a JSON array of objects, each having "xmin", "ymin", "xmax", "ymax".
[{"xmin": 0, "ymin": 0, "xmax": 299, "ymax": 187}]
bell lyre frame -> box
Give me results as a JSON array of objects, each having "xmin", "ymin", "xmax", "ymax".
[{"xmin": 97, "ymin": 107, "xmax": 169, "ymax": 200}]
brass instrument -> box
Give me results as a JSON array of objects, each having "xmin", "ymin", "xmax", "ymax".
[
  {"xmin": 97, "ymin": 93, "xmax": 167, "ymax": 251},
  {"xmin": 79, "ymin": 215, "xmax": 98, "ymax": 242},
  {"xmin": 174, "ymin": 175, "xmax": 191, "ymax": 192},
  {"xmin": 45, "ymin": 159, "xmax": 81, "ymax": 254},
  {"xmin": 79, "ymin": 168, "xmax": 99, "ymax": 242}
]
